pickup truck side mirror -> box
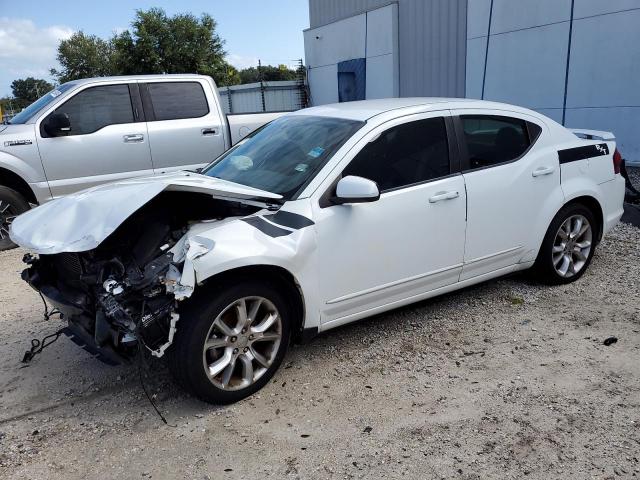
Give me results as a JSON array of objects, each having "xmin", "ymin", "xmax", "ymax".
[
  {"xmin": 332, "ymin": 175, "xmax": 380, "ymax": 205},
  {"xmin": 44, "ymin": 112, "xmax": 71, "ymax": 137}
]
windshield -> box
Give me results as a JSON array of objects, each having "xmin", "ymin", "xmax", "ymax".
[
  {"xmin": 8, "ymin": 83, "xmax": 77, "ymax": 125},
  {"xmin": 203, "ymin": 115, "xmax": 364, "ymax": 200}
]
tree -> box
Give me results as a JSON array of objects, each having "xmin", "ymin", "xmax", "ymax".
[
  {"xmin": 213, "ymin": 64, "xmax": 241, "ymax": 87},
  {"xmin": 50, "ymin": 8, "xmax": 238, "ymax": 87},
  {"xmin": 113, "ymin": 8, "xmax": 233, "ymax": 86},
  {"xmin": 51, "ymin": 32, "xmax": 118, "ymax": 83},
  {"xmin": 11, "ymin": 78, "xmax": 54, "ymax": 103},
  {"xmin": 238, "ymin": 64, "xmax": 297, "ymax": 84}
]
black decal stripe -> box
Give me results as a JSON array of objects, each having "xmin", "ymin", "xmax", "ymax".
[
  {"xmin": 241, "ymin": 217, "xmax": 292, "ymax": 238},
  {"xmin": 263, "ymin": 211, "xmax": 315, "ymax": 230},
  {"xmin": 558, "ymin": 143, "xmax": 609, "ymax": 164}
]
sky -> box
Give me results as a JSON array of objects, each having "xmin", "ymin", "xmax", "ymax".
[{"xmin": 0, "ymin": 0, "xmax": 309, "ymax": 96}]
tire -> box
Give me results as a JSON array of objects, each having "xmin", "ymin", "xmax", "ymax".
[
  {"xmin": 533, "ymin": 203, "xmax": 598, "ymax": 285},
  {"xmin": 0, "ymin": 186, "xmax": 30, "ymax": 251},
  {"xmin": 168, "ymin": 279, "xmax": 292, "ymax": 404}
]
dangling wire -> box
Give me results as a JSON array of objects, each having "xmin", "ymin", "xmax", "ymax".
[
  {"xmin": 22, "ymin": 328, "xmax": 66, "ymax": 363},
  {"xmin": 137, "ymin": 341, "xmax": 176, "ymax": 427},
  {"xmin": 37, "ymin": 290, "xmax": 62, "ymax": 321}
]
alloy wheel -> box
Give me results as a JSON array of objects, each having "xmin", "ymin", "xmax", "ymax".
[
  {"xmin": 552, "ymin": 214, "xmax": 592, "ymax": 278},
  {"xmin": 202, "ymin": 296, "xmax": 282, "ymax": 391},
  {"xmin": 0, "ymin": 200, "xmax": 18, "ymax": 242}
]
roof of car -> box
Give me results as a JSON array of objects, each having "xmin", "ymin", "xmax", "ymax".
[
  {"xmin": 63, "ymin": 74, "xmax": 210, "ymax": 87},
  {"xmin": 290, "ymin": 98, "xmax": 534, "ymax": 122}
]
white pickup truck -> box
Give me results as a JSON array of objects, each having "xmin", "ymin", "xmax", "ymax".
[{"xmin": 0, "ymin": 74, "xmax": 285, "ymax": 249}]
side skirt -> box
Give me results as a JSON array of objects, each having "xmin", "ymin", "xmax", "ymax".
[{"xmin": 318, "ymin": 262, "xmax": 533, "ymax": 333}]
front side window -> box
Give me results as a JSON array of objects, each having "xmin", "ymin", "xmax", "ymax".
[
  {"xmin": 48, "ymin": 85, "xmax": 134, "ymax": 136},
  {"xmin": 147, "ymin": 82, "xmax": 209, "ymax": 121},
  {"xmin": 203, "ymin": 115, "xmax": 363, "ymax": 200},
  {"xmin": 461, "ymin": 115, "xmax": 539, "ymax": 170},
  {"xmin": 343, "ymin": 117, "xmax": 450, "ymax": 192}
]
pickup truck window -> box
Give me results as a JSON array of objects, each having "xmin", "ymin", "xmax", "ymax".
[
  {"xmin": 9, "ymin": 83, "xmax": 77, "ymax": 125},
  {"xmin": 203, "ymin": 115, "xmax": 364, "ymax": 200},
  {"xmin": 46, "ymin": 85, "xmax": 134, "ymax": 136},
  {"xmin": 146, "ymin": 82, "xmax": 209, "ymax": 121}
]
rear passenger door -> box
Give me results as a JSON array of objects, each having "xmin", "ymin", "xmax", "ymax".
[
  {"xmin": 141, "ymin": 80, "xmax": 226, "ymax": 174},
  {"xmin": 454, "ymin": 111, "xmax": 562, "ymax": 280}
]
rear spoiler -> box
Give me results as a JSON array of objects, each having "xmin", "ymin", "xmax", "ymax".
[{"xmin": 570, "ymin": 129, "xmax": 615, "ymax": 141}]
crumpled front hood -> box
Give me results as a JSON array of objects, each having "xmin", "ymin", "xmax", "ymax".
[{"xmin": 10, "ymin": 171, "xmax": 282, "ymax": 254}]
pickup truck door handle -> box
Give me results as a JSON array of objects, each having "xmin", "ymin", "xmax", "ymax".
[
  {"xmin": 429, "ymin": 191, "xmax": 460, "ymax": 203},
  {"xmin": 123, "ymin": 134, "xmax": 144, "ymax": 143},
  {"xmin": 532, "ymin": 166, "xmax": 555, "ymax": 177},
  {"xmin": 201, "ymin": 128, "xmax": 218, "ymax": 136}
]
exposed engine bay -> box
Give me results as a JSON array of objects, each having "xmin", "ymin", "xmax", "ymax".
[{"xmin": 21, "ymin": 192, "xmax": 261, "ymax": 364}]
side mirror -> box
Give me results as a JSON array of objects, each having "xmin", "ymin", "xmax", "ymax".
[
  {"xmin": 333, "ymin": 175, "xmax": 380, "ymax": 204},
  {"xmin": 44, "ymin": 112, "xmax": 71, "ymax": 137}
]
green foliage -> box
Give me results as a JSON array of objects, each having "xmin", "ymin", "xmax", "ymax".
[
  {"xmin": 51, "ymin": 32, "xmax": 118, "ymax": 83},
  {"xmin": 10, "ymin": 77, "xmax": 54, "ymax": 103},
  {"xmin": 48, "ymin": 8, "xmax": 298, "ymax": 89},
  {"xmin": 214, "ymin": 64, "xmax": 242, "ymax": 87},
  {"xmin": 238, "ymin": 64, "xmax": 297, "ymax": 84},
  {"xmin": 113, "ymin": 8, "xmax": 229, "ymax": 79}
]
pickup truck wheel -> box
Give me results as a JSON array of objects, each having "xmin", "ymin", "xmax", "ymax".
[
  {"xmin": 0, "ymin": 186, "xmax": 29, "ymax": 251},
  {"xmin": 533, "ymin": 203, "xmax": 597, "ymax": 285},
  {"xmin": 169, "ymin": 280, "xmax": 291, "ymax": 404}
]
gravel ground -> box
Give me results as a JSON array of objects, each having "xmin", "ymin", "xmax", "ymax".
[
  {"xmin": 0, "ymin": 223, "xmax": 639, "ymax": 480},
  {"xmin": 627, "ymin": 166, "xmax": 639, "ymax": 188}
]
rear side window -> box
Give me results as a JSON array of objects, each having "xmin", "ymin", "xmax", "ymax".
[
  {"xmin": 147, "ymin": 82, "xmax": 209, "ymax": 121},
  {"xmin": 51, "ymin": 85, "xmax": 134, "ymax": 136},
  {"xmin": 461, "ymin": 115, "xmax": 540, "ymax": 170},
  {"xmin": 343, "ymin": 117, "xmax": 450, "ymax": 192}
]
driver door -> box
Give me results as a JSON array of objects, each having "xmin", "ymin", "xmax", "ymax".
[
  {"xmin": 312, "ymin": 113, "xmax": 467, "ymax": 326},
  {"xmin": 36, "ymin": 83, "xmax": 153, "ymax": 198}
]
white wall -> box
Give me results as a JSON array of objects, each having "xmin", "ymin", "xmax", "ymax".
[
  {"xmin": 304, "ymin": 3, "xmax": 399, "ymax": 105},
  {"xmin": 365, "ymin": 3, "xmax": 399, "ymax": 99}
]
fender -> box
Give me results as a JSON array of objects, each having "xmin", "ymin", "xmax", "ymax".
[
  {"xmin": 561, "ymin": 175, "xmax": 605, "ymax": 211},
  {"xmin": 179, "ymin": 215, "xmax": 322, "ymax": 331},
  {"xmin": 0, "ymin": 151, "xmax": 51, "ymax": 204}
]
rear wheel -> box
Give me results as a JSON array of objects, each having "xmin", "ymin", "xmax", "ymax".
[
  {"xmin": 168, "ymin": 280, "xmax": 291, "ymax": 404},
  {"xmin": 533, "ymin": 203, "xmax": 597, "ymax": 285},
  {"xmin": 0, "ymin": 186, "xmax": 30, "ymax": 251}
]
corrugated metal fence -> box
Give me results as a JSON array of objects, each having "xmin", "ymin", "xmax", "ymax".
[{"xmin": 218, "ymin": 81, "xmax": 305, "ymax": 114}]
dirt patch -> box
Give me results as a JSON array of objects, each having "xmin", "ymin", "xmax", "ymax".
[{"xmin": 0, "ymin": 223, "xmax": 639, "ymax": 479}]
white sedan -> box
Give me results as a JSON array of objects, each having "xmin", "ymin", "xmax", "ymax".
[{"xmin": 11, "ymin": 98, "xmax": 626, "ymax": 404}]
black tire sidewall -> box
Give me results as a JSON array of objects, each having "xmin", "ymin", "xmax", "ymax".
[
  {"xmin": 535, "ymin": 204, "xmax": 597, "ymax": 285},
  {"xmin": 171, "ymin": 279, "xmax": 292, "ymax": 404},
  {"xmin": 0, "ymin": 186, "xmax": 30, "ymax": 251}
]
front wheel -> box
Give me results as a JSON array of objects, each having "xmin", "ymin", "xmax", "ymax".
[
  {"xmin": 0, "ymin": 186, "xmax": 30, "ymax": 251},
  {"xmin": 168, "ymin": 280, "xmax": 291, "ymax": 404},
  {"xmin": 533, "ymin": 203, "xmax": 598, "ymax": 285}
]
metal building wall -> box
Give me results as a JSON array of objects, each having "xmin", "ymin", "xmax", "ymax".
[
  {"xmin": 308, "ymin": 0, "xmax": 467, "ymax": 98},
  {"xmin": 466, "ymin": 0, "xmax": 640, "ymax": 164}
]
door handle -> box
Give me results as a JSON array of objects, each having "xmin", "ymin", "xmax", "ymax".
[
  {"xmin": 123, "ymin": 134, "xmax": 144, "ymax": 143},
  {"xmin": 532, "ymin": 166, "xmax": 555, "ymax": 177},
  {"xmin": 428, "ymin": 191, "xmax": 459, "ymax": 203},
  {"xmin": 201, "ymin": 128, "xmax": 218, "ymax": 136}
]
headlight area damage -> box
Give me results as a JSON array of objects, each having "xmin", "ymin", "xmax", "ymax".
[{"xmin": 17, "ymin": 187, "xmax": 268, "ymax": 365}]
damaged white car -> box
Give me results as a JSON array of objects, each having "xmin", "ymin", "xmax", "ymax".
[{"xmin": 10, "ymin": 99, "xmax": 625, "ymax": 404}]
